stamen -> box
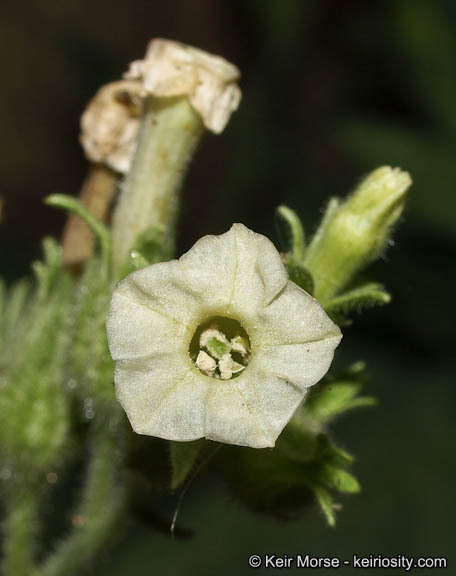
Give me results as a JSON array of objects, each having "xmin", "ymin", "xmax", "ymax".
[
  {"xmin": 189, "ymin": 317, "xmax": 251, "ymax": 379},
  {"xmin": 219, "ymin": 354, "xmax": 245, "ymax": 380},
  {"xmin": 195, "ymin": 350, "xmax": 217, "ymax": 376}
]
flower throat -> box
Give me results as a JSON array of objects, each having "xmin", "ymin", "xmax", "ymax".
[{"xmin": 189, "ymin": 316, "xmax": 251, "ymax": 380}]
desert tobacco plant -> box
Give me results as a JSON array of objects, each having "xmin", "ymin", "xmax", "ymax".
[{"xmin": 0, "ymin": 39, "xmax": 411, "ymax": 576}]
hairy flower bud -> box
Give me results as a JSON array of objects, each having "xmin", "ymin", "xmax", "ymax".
[{"xmin": 304, "ymin": 166, "xmax": 411, "ymax": 302}]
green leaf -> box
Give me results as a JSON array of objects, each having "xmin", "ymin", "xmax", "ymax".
[
  {"xmin": 319, "ymin": 436, "xmax": 354, "ymax": 469},
  {"xmin": 345, "ymin": 397, "xmax": 378, "ymax": 411},
  {"xmin": 306, "ymin": 381, "xmax": 360, "ymax": 420},
  {"xmin": 337, "ymin": 361, "xmax": 367, "ymax": 379},
  {"xmin": 313, "ymin": 486, "xmax": 336, "ymax": 527},
  {"xmin": 0, "ymin": 250, "xmax": 73, "ymax": 474},
  {"xmin": 4, "ymin": 280, "xmax": 31, "ymax": 328},
  {"xmin": 320, "ymin": 464, "xmax": 360, "ymax": 494},
  {"xmin": 45, "ymin": 194, "xmax": 111, "ymax": 267},
  {"xmin": 325, "ymin": 282, "xmax": 391, "ymax": 320},
  {"xmin": 276, "ymin": 205, "xmax": 306, "ymax": 260},
  {"xmin": 169, "ymin": 440, "xmax": 206, "ymax": 491},
  {"xmin": 285, "ymin": 258, "xmax": 314, "ymax": 294},
  {"xmin": 0, "ymin": 279, "xmax": 31, "ymax": 347},
  {"xmin": 32, "ymin": 237, "xmax": 63, "ymax": 299},
  {"xmin": 306, "ymin": 378, "xmax": 376, "ymax": 423}
]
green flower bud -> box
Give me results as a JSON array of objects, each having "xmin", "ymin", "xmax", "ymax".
[{"xmin": 304, "ymin": 166, "xmax": 411, "ymax": 302}]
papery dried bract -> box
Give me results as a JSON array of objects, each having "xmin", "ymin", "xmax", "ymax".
[
  {"xmin": 125, "ymin": 38, "xmax": 241, "ymax": 133},
  {"xmin": 80, "ymin": 80, "xmax": 143, "ymax": 174}
]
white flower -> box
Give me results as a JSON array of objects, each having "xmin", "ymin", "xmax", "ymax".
[{"xmin": 106, "ymin": 224, "xmax": 342, "ymax": 448}]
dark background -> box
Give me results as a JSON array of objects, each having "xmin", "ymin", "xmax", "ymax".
[{"xmin": 1, "ymin": 1, "xmax": 455, "ymax": 574}]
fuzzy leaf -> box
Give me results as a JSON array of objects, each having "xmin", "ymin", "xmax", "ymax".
[
  {"xmin": 32, "ymin": 237, "xmax": 63, "ymax": 299},
  {"xmin": 45, "ymin": 194, "xmax": 111, "ymax": 266},
  {"xmin": 0, "ymin": 242, "xmax": 72, "ymax": 474},
  {"xmin": 4, "ymin": 280, "xmax": 31, "ymax": 330},
  {"xmin": 0, "ymin": 279, "xmax": 31, "ymax": 350}
]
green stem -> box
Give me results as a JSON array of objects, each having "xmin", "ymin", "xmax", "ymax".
[
  {"xmin": 40, "ymin": 415, "xmax": 125, "ymax": 576},
  {"xmin": 111, "ymin": 96, "xmax": 204, "ymax": 272},
  {"xmin": 3, "ymin": 484, "xmax": 39, "ymax": 576}
]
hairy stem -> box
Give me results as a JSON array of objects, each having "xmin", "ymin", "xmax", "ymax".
[
  {"xmin": 40, "ymin": 414, "xmax": 125, "ymax": 576},
  {"xmin": 111, "ymin": 96, "xmax": 204, "ymax": 272},
  {"xmin": 3, "ymin": 484, "xmax": 39, "ymax": 576}
]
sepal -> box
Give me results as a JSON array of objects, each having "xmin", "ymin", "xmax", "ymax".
[
  {"xmin": 325, "ymin": 282, "xmax": 391, "ymax": 323},
  {"xmin": 305, "ymin": 363, "xmax": 377, "ymax": 424},
  {"xmin": 276, "ymin": 205, "xmax": 306, "ymax": 261},
  {"xmin": 218, "ymin": 412, "xmax": 360, "ymax": 526},
  {"xmin": 284, "ymin": 258, "xmax": 315, "ymax": 295},
  {"xmin": 169, "ymin": 439, "xmax": 206, "ymax": 491}
]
